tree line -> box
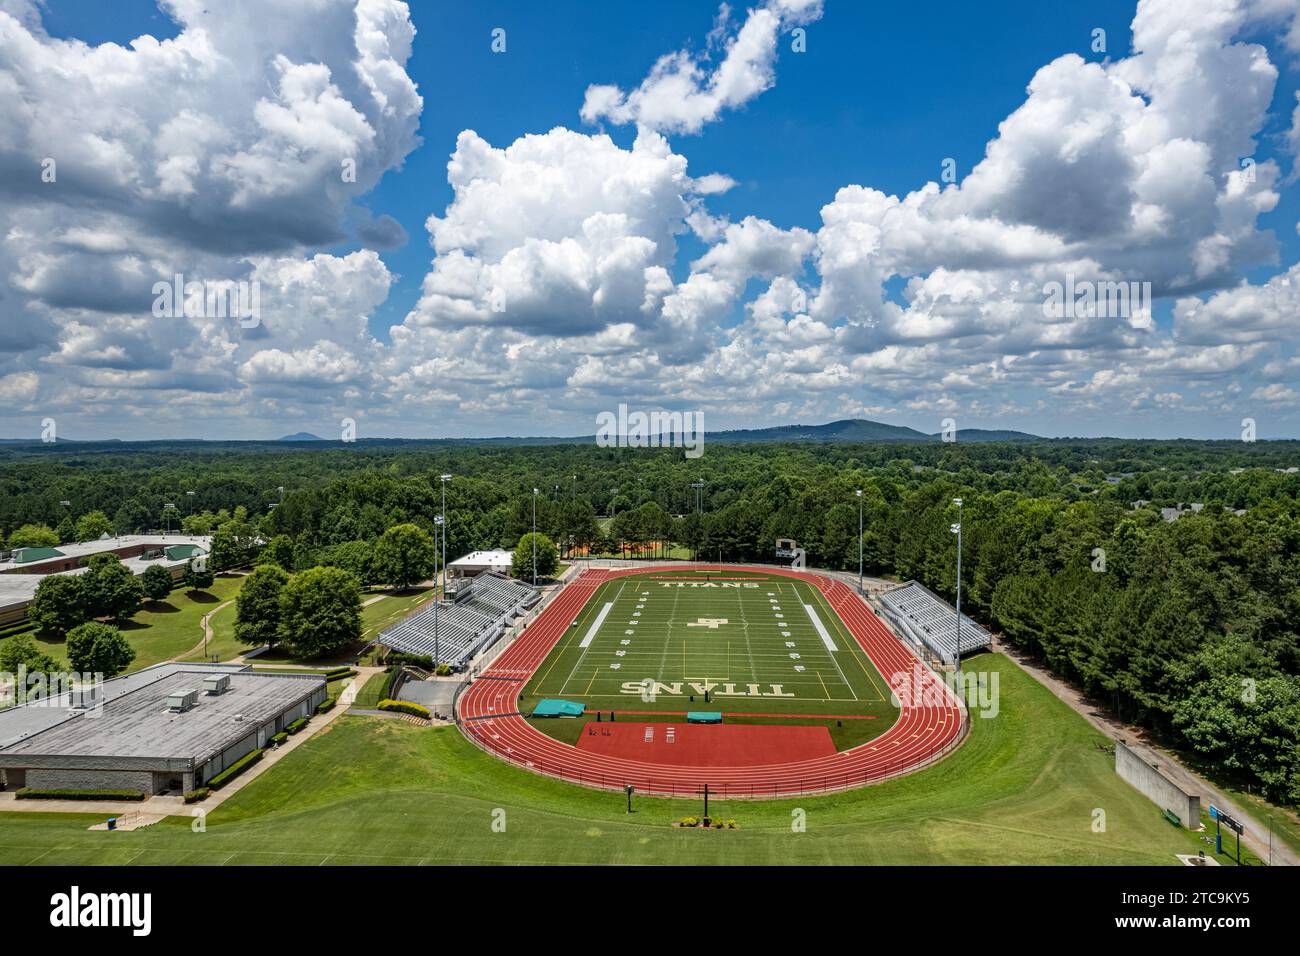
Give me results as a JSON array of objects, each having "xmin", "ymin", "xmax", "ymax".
[{"xmin": 0, "ymin": 438, "xmax": 1297, "ymax": 803}]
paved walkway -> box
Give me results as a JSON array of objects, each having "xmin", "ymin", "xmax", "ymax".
[
  {"xmin": 992, "ymin": 636, "xmax": 1298, "ymax": 867},
  {"xmin": 180, "ymin": 598, "xmax": 236, "ymax": 662}
]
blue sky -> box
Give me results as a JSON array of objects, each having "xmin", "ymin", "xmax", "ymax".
[{"xmin": 7, "ymin": 0, "xmax": 1300, "ymax": 439}]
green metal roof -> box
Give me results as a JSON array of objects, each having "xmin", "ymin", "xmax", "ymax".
[{"xmin": 11, "ymin": 546, "xmax": 64, "ymax": 563}]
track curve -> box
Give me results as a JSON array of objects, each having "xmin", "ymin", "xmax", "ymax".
[{"xmin": 457, "ymin": 564, "xmax": 965, "ymax": 798}]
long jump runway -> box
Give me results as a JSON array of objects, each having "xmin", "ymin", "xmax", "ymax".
[{"xmin": 458, "ymin": 564, "xmax": 966, "ymax": 798}]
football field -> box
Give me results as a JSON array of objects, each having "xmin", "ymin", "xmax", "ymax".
[{"xmin": 522, "ymin": 570, "xmax": 899, "ymax": 747}]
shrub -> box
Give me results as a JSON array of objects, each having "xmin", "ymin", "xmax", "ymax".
[
  {"xmin": 435, "ymin": 663, "xmax": 452, "ymax": 676},
  {"xmin": 183, "ymin": 788, "xmax": 210, "ymax": 804},
  {"xmin": 16, "ymin": 788, "xmax": 144, "ymax": 801},
  {"xmin": 270, "ymin": 731, "xmax": 288, "ymax": 745},
  {"xmin": 324, "ymin": 666, "xmax": 356, "ymax": 679},
  {"xmin": 285, "ymin": 717, "xmax": 309, "ymax": 735},
  {"xmin": 207, "ymin": 748, "xmax": 264, "ymax": 789},
  {"xmin": 316, "ymin": 696, "xmax": 337, "ymax": 714},
  {"xmin": 377, "ymin": 698, "xmax": 430, "ymax": 719},
  {"xmin": 389, "ymin": 653, "xmax": 433, "ymax": 668}
]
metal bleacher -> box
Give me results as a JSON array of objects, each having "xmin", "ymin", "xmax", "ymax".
[
  {"xmin": 378, "ymin": 572, "xmax": 539, "ymax": 669},
  {"xmin": 876, "ymin": 581, "xmax": 991, "ymax": 665}
]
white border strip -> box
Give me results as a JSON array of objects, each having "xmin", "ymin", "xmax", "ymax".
[
  {"xmin": 578, "ymin": 602, "xmax": 615, "ymax": 648},
  {"xmin": 803, "ymin": 603, "xmax": 837, "ymax": 651}
]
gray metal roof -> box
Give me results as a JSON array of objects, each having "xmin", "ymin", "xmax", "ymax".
[{"xmin": 0, "ymin": 662, "xmax": 321, "ymax": 764}]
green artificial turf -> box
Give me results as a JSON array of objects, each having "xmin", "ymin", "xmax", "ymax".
[{"xmin": 521, "ymin": 569, "xmax": 898, "ymax": 748}]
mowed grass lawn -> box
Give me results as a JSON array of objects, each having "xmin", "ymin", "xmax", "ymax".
[
  {"xmin": 28, "ymin": 574, "xmax": 244, "ymax": 673},
  {"xmin": 187, "ymin": 585, "xmax": 435, "ymax": 665},
  {"xmin": 0, "ymin": 654, "xmax": 1245, "ymax": 865}
]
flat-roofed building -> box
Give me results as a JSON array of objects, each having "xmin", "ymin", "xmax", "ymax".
[
  {"xmin": 445, "ymin": 549, "xmax": 514, "ymax": 579},
  {"xmin": 0, "ymin": 535, "xmax": 210, "ymax": 626},
  {"xmin": 0, "ymin": 663, "xmax": 326, "ymax": 795}
]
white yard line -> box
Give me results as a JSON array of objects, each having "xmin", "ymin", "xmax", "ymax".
[
  {"xmin": 803, "ymin": 601, "xmax": 838, "ymax": 651},
  {"xmin": 560, "ymin": 581, "xmax": 626, "ymax": 694},
  {"xmin": 578, "ymin": 601, "xmax": 615, "ymax": 648}
]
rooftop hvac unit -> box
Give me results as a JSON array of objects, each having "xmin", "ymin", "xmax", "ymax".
[
  {"xmin": 202, "ymin": 674, "xmax": 231, "ymax": 696},
  {"xmin": 168, "ymin": 689, "xmax": 199, "ymax": 713}
]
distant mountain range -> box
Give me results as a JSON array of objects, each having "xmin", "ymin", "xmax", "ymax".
[
  {"xmin": 708, "ymin": 419, "xmax": 1039, "ymax": 444},
  {"xmin": 0, "ymin": 418, "xmax": 1041, "ymax": 447}
]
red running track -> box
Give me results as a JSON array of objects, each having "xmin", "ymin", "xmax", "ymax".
[{"xmin": 457, "ymin": 565, "xmax": 966, "ymax": 798}]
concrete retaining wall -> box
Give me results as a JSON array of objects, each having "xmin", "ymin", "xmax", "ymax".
[{"xmin": 1116, "ymin": 739, "xmax": 1201, "ymax": 829}]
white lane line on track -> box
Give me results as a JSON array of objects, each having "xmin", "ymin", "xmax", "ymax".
[{"xmin": 462, "ymin": 569, "xmax": 963, "ymax": 795}]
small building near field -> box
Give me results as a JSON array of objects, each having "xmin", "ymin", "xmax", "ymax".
[
  {"xmin": 445, "ymin": 549, "xmax": 514, "ymax": 579},
  {"xmin": 0, "ymin": 663, "xmax": 326, "ymax": 795}
]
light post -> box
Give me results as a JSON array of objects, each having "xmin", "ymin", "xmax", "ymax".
[
  {"xmin": 689, "ymin": 481, "xmax": 704, "ymax": 561},
  {"xmin": 950, "ymin": 497, "xmax": 964, "ymax": 676},
  {"xmin": 856, "ymin": 488, "xmax": 864, "ymax": 594},
  {"xmin": 163, "ymin": 502, "xmax": 176, "ymax": 536},
  {"xmin": 440, "ymin": 473, "xmax": 451, "ymax": 597},
  {"xmin": 532, "ymin": 487, "xmax": 538, "ymax": 586},
  {"xmin": 610, "ymin": 487, "xmax": 619, "ymax": 562},
  {"xmin": 434, "ymin": 514, "xmax": 444, "ymax": 672}
]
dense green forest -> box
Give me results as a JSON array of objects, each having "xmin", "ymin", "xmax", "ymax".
[{"xmin": 2, "ymin": 437, "xmax": 1298, "ymax": 804}]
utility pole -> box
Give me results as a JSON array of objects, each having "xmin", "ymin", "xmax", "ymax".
[{"xmin": 951, "ymin": 497, "xmax": 964, "ymax": 675}]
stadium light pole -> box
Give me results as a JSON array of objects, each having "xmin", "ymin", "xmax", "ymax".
[
  {"xmin": 440, "ymin": 473, "xmax": 451, "ymax": 595},
  {"xmin": 532, "ymin": 487, "xmax": 538, "ymax": 586},
  {"xmin": 856, "ymin": 489, "xmax": 864, "ymax": 594},
  {"xmin": 434, "ymin": 514, "xmax": 444, "ymax": 672},
  {"xmin": 690, "ymin": 480, "xmax": 704, "ymax": 561},
  {"xmin": 951, "ymin": 497, "xmax": 964, "ymax": 677}
]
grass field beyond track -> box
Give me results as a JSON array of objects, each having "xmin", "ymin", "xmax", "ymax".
[
  {"xmin": 0, "ymin": 655, "xmax": 1254, "ymax": 866},
  {"xmin": 521, "ymin": 570, "xmax": 898, "ymax": 749}
]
